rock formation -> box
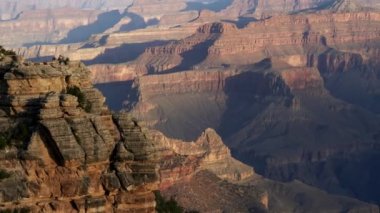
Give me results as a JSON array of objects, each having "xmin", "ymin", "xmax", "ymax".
[
  {"xmin": 151, "ymin": 128, "xmax": 255, "ymax": 187},
  {"xmin": 0, "ymin": 0, "xmax": 133, "ymax": 20},
  {"xmin": 0, "ymin": 54, "xmax": 159, "ymax": 212},
  {"xmin": 122, "ymin": 8, "xmax": 380, "ymax": 206},
  {"xmin": 150, "ymin": 128, "xmax": 378, "ymax": 212},
  {"xmin": 0, "ymin": 50, "xmax": 378, "ymax": 212},
  {"xmin": 133, "ymin": 11, "xmax": 380, "ymax": 74},
  {"xmin": 0, "ymin": 8, "xmax": 101, "ymax": 47},
  {"xmin": 127, "ymin": 0, "xmax": 188, "ymax": 21},
  {"xmin": 329, "ymin": 0, "xmax": 365, "ymax": 12}
]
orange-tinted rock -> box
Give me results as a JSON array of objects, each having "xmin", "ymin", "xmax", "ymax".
[
  {"xmin": 89, "ymin": 64, "xmax": 140, "ymax": 84},
  {"xmin": 0, "ymin": 55, "xmax": 159, "ymax": 212},
  {"xmin": 150, "ymin": 128, "xmax": 255, "ymax": 189}
]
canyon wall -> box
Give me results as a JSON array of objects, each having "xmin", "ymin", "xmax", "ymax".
[
  {"xmin": 128, "ymin": 0, "xmax": 188, "ymax": 21},
  {"xmin": 136, "ymin": 69, "xmax": 241, "ymax": 101},
  {"xmin": 0, "ymin": 8, "xmax": 101, "ymax": 47},
  {"xmin": 135, "ymin": 11, "xmax": 380, "ymax": 74},
  {"xmin": 0, "ymin": 0, "xmax": 132, "ymax": 20},
  {"xmin": 90, "ymin": 64, "xmax": 140, "ymax": 83},
  {"xmin": 0, "ymin": 55, "xmax": 159, "ymax": 212}
]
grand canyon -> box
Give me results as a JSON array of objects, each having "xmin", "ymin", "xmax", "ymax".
[{"xmin": 1, "ymin": 0, "xmax": 380, "ymax": 212}]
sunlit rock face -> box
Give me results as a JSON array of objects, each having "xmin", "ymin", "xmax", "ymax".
[
  {"xmin": 0, "ymin": 8, "xmax": 101, "ymax": 47},
  {"xmin": 0, "ymin": 0, "xmax": 133, "ymax": 20},
  {"xmin": 122, "ymin": 7, "xmax": 380, "ymax": 206},
  {"xmin": 0, "ymin": 55, "xmax": 159, "ymax": 212}
]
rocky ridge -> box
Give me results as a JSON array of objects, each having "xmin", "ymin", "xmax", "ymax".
[
  {"xmin": 123, "ymin": 8, "xmax": 380, "ymax": 206},
  {"xmin": 0, "ymin": 54, "xmax": 159, "ymax": 212}
]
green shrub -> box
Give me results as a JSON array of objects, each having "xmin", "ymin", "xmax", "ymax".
[
  {"xmin": 84, "ymin": 101, "xmax": 92, "ymax": 113},
  {"xmin": 0, "ymin": 124, "xmax": 31, "ymax": 150},
  {"xmin": 0, "ymin": 131, "xmax": 11, "ymax": 150},
  {"xmin": 67, "ymin": 86, "xmax": 92, "ymax": 113},
  {"xmin": 0, "ymin": 169, "xmax": 10, "ymax": 180},
  {"xmin": 14, "ymin": 123, "xmax": 30, "ymax": 142},
  {"xmin": 155, "ymin": 191, "xmax": 184, "ymax": 213},
  {"xmin": 0, "ymin": 135, "xmax": 7, "ymax": 149},
  {"xmin": 0, "ymin": 45, "xmax": 16, "ymax": 56}
]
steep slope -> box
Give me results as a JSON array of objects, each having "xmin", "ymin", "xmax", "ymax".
[
  {"xmin": 153, "ymin": 129, "xmax": 378, "ymax": 212},
  {"xmin": 1, "ymin": 49, "xmax": 378, "ymax": 212},
  {"xmin": 0, "ymin": 53, "xmax": 159, "ymax": 212},
  {"xmin": 134, "ymin": 11, "xmax": 380, "ymax": 73},
  {"xmin": 125, "ymin": 10, "xmax": 380, "ymax": 205}
]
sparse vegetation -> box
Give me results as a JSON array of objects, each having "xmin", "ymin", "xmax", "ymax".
[
  {"xmin": 14, "ymin": 123, "xmax": 30, "ymax": 143},
  {"xmin": 0, "ymin": 45, "xmax": 16, "ymax": 56},
  {"xmin": 0, "ymin": 134, "xmax": 8, "ymax": 149},
  {"xmin": 0, "ymin": 208, "xmax": 30, "ymax": 213},
  {"xmin": 67, "ymin": 86, "xmax": 92, "ymax": 113},
  {"xmin": 155, "ymin": 191, "xmax": 185, "ymax": 213},
  {"xmin": 56, "ymin": 55, "xmax": 70, "ymax": 65},
  {"xmin": 0, "ymin": 123, "xmax": 31, "ymax": 150},
  {"xmin": 0, "ymin": 169, "xmax": 10, "ymax": 180},
  {"xmin": 0, "ymin": 131, "xmax": 11, "ymax": 150}
]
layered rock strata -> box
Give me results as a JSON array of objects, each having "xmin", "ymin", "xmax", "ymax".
[
  {"xmin": 127, "ymin": 0, "xmax": 187, "ymax": 21},
  {"xmin": 0, "ymin": 55, "xmax": 159, "ymax": 212},
  {"xmin": 151, "ymin": 128, "xmax": 255, "ymax": 188},
  {"xmin": 134, "ymin": 11, "xmax": 380, "ymax": 74},
  {"xmin": 0, "ymin": 8, "xmax": 101, "ymax": 47},
  {"xmin": 0, "ymin": 0, "xmax": 133, "ymax": 20}
]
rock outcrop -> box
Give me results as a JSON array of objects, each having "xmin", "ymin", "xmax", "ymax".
[
  {"xmin": 89, "ymin": 64, "xmax": 139, "ymax": 84},
  {"xmin": 151, "ymin": 128, "xmax": 255, "ymax": 188},
  {"xmin": 152, "ymin": 129, "xmax": 378, "ymax": 213},
  {"xmin": 122, "ymin": 10, "xmax": 380, "ymax": 206},
  {"xmin": 0, "ymin": 49, "xmax": 379, "ymax": 212},
  {"xmin": 0, "ymin": 54, "xmax": 159, "ymax": 212}
]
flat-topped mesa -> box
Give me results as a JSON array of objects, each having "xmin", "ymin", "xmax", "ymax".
[{"xmin": 0, "ymin": 54, "xmax": 160, "ymax": 212}]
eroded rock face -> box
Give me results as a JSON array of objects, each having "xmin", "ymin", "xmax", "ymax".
[
  {"xmin": 0, "ymin": 55, "xmax": 159, "ymax": 212},
  {"xmin": 0, "ymin": 8, "xmax": 101, "ymax": 47},
  {"xmin": 90, "ymin": 64, "xmax": 139, "ymax": 84},
  {"xmin": 151, "ymin": 128, "xmax": 255, "ymax": 189},
  {"xmin": 123, "ymin": 9, "xmax": 380, "ymax": 205},
  {"xmin": 133, "ymin": 11, "xmax": 380, "ymax": 74},
  {"xmin": 0, "ymin": 0, "xmax": 133, "ymax": 21}
]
